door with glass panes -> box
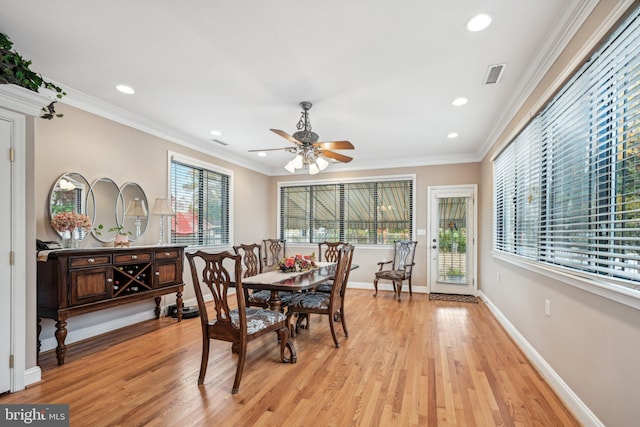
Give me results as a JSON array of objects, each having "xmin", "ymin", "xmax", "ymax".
[{"xmin": 428, "ymin": 185, "xmax": 477, "ymax": 295}]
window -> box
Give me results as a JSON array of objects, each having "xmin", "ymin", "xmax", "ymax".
[
  {"xmin": 280, "ymin": 177, "xmax": 414, "ymax": 244},
  {"xmin": 170, "ymin": 154, "xmax": 231, "ymax": 246},
  {"xmin": 494, "ymin": 6, "xmax": 640, "ymax": 292}
]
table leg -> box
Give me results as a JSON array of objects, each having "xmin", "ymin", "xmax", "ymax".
[
  {"xmin": 54, "ymin": 312, "xmax": 69, "ymax": 365},
  {"xmin": 268, "ymin": 290, "xmax": 282, "ymax": 312},
  {"xmin": 176, "ymin": 288, "xmax": 183, "ymax": 321}
]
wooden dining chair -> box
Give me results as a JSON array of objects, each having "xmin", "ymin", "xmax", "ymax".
[
  {"xmin": 315, "ymin": 241, "xmax": 347, "ymax": 293},
  {"xmin": 234, "ymin": 243, "xmax": 294, "ymax": 309},
  {"xmin": 286, "ymin": 244, "xmax": 354, "ymax": 348},
  {"xmin": 263, "ymin": 238, "xmax": 286, "ymax": 271},
  {"xmin": 186, "ymin": 250, "xmax": 296, "ymax": 394},
  {"xmin": 373, "ymin": 240, "xmax": 417, "ymax": 302}
]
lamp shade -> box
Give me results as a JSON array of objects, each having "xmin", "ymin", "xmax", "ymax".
[
  {"xmin": 126, "ymin": 198, "xmax": 148, "ymax": 217},
  {"xmin": 152, "ymin": 197, "xmax": 175, "ymax": 216}
]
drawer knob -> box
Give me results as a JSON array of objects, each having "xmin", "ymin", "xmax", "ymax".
[
  {"xmin": 106, "ymin": 278, "xmax": 113, "ymax": 283},
  {"xmin": 131, "ymin": 255, "xmax": 138, "ymax": 260},
  {"xmin": 165, "ymin": 252, "xmax": 171, "ymax": 256},
  {"xmin": 155, "ymin": 271, "xmax": 160, "ymax": 276},
  {"xmin": 88, "ymin": 258, "xmax": 95, "ymax": 263}
]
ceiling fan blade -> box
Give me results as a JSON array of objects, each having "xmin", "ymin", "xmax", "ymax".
[
  {"xmin": 320, "ymin": 150, "xmax": 353, "ymax": 163},
  {"xmin": 248, "ymin": 147, "xmax": 296, "ymax": 152},
  {"xmin": 270, "ymin": 129, "xmax": 303, "ymax": 146},
  {"xmin": 313, "ymin": 140, "xmax": 354, "ymax": 150}
]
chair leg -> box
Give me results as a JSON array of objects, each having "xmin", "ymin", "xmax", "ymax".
[
  {"xmin": 396, "ymin": 281, "xmax": 402, "ymax": 302},
  {"xmin": 408, "ymin": 278, "xmax": 412, "ymax": 296},
  {"xmin": 278, "ymin": 327, "xmax": 297, "ymax": 363},
  {"xmin": 328, "ymin": 312, "xmax": 340, "ymax": 348},
  {"xmin": 373, "ymin": 277, "xmax": 379, "ymax": 297},
  {"xmin": 340, "ymin": 309, "xmax": 348, "ymax": 338},
  {"xmin": 231, "ymin": 340, "xmax": 248, "ymax": 394},
  {"xmin": 198, "ymin": 338, "xmax": 210, "ymax": 385}
]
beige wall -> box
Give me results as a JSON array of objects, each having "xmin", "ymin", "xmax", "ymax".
[
  {"xmin": 478, "ymin": 1, "xmax": 640, "ymax": 426},
  {"xmin": 33, "ymin": 103, "xmax": 273, "ymax": 365}
]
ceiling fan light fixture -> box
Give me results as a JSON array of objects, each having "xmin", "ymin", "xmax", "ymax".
[
  {"xmin": 317, "ymin": 156, "xmax": 329, "ymax": 170},
  {"xmin": 292, "ymin": 153, "xmax": 304, "ymax": 169},
  {"xmin": 284, "ymin": 161, "xmax": 296, "ymax": 173},
  {"xmin": 309, "ymin": 163, "xmax": 320, "ymax": 175}
]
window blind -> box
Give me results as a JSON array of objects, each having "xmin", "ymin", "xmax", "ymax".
[
  {"xmin": 170, "ymin": 159, "xmax": 230, "ymax": 246},
  {"xmin": 280, "ymin": 178, "xmax": 413, "ymax": 245},
  {"xmin": 494, "ymin": 5, "xmax": 640, "ymax": 290}
]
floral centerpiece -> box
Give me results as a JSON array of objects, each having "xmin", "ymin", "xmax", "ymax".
[
  {"xmin": 51, "ymin": 212, "xmax": 92, "ymax": 233},
  {"xmin": 278, "ymin": 253, "xmax": 317, "ymax": 273}
]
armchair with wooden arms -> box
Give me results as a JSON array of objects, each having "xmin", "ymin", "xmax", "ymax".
[
  {"xmin": 373, "ymin": 240, "xmax": 417, "ymax": 302},
  {"xmin": 186, "ymin": 250, "xmax": 296, "ymax": 394}
]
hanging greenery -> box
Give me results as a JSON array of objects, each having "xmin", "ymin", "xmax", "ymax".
[{"xmin": 0, "ymin": 32, "xmax": 66, "ymax": 118}]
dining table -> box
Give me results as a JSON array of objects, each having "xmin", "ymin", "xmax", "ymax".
[{"xmin": 241, "ymin": 261, "xmax": 355, "ymax": 312}]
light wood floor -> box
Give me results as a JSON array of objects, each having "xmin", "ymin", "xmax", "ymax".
[{"xmin": 1, "ymin": 290, "xmax": 579, "ymax": 426}]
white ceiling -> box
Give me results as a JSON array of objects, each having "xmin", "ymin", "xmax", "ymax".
[{"xmin": 1, "ymin": 0, "xmax": 595, "ymax": 175}]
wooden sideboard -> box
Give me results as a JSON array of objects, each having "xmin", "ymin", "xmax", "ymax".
[{"xmin": 37, "ymin": 245, "xmax": 186, "ymax": 365}]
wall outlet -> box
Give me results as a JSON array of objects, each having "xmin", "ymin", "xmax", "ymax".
[{"xmin": 545, "ymin": 299, "xmax": 551, "ymax": 317}]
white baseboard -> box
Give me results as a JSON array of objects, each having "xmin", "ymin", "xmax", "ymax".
[
  {"xmin": 348, "ymin": 281, "xmax": 428, "ymax": 295},
  {"xmin": 479, "ymin": 291, "xmax": 604, "ymax": 427},
  {"xmin": 24, "ymin": 366, "xmax": 41, "ymax": 387}
]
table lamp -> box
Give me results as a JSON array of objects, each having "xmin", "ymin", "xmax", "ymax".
[
  {"xmin": 126, "ymin": 198, "xmax": 148, "ymax": 239},
  {"xmin": 152, "ymin": 197, "xmax": 175, "ymax": 245}
]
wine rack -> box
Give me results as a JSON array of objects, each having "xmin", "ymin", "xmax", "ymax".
[{"xmin": 112, "ymin": 262, "xmax": 153, "ymax": 296}]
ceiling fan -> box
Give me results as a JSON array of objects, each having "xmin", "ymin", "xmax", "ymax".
[{"xmin": 250, "ymin": 101, "xmax": 354, "ymax": 174}]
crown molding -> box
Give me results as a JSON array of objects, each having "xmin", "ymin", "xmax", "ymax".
[
  {"xmin": 478, "ymin": 0, "xmax": 605, "ymax": 160},
  {"xmin": 0, "ymin": 84, "xmax": 56, "ymax": 116}
]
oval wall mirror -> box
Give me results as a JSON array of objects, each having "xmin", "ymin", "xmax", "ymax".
[
  {"xmin": 118, "ymin": 182, "xmax": 148, "ymax": 241},
  {"xmin": 48, "ymin": 172, "xmax": 92, "ymax": 240},
  {"xmin": 88, "ymin": 177, "xmax": 123, "ymax": 243}
]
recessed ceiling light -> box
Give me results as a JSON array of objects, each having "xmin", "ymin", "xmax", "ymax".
[
  {"xmin": 116, "ymin": 84, "xmax": 135, "ymax": 95},
  {"xmin": 466, "ymin": 14, "xmax": 492, "ymax": 32},
  {"xmin": 210, "ymin": 130, "xmax": 222, "ymax": 136},
  {"xmin": 452, "ymin": 97, "xmax": 468, "ymax": 106},
  {"xmin": 257, "ymin": 152, "xmax": 267, "ymax": 157},
  {"xmin": 447, "ymin": 132, "xmax": 459, "ymax": 139}
]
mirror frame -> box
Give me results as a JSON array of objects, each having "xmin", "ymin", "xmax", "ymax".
[
  {"xmin": 88, "ymin": 177, "xmax": 123, "ymax": 243},
  {"xmin": 119, "ymin": 182, "xmax": 149, "ymax": 241},
  {"xmin": 48, "ymin": 172, "xmax": 92, "ymax": 240}
]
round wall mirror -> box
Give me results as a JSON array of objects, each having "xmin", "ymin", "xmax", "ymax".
[
  {"xmin": 48, "ymin": 172, "xmax": 92, "ymax": 240},
  {"xmin": 119, "ymin": 182, "xmax": 148, "ymax": 241},
  {"xmin": 88, "ymin": 177, "xmax": 123, "ymax": 243}
]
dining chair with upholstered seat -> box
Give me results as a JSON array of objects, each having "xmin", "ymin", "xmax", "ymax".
[
  {"xmin": 315, "ymin": 241, "xmax": 347, "ymax": 293},
  {"xmin": 234, "ymin": 242, "xmax": 294, "ymax": 309},
  {"xmin": 373, "ymin": 240, "xmax": 417, "ymax": 302},
  {"xmin": 263, "ymin": 238, "xmax": 286, "ymax": 271},
  {"xmin": 186, "ymin": 250, "xmax": 296, "ymax": 394},
  {"xmin": 286, "ymin": 244, "xmax": 354, "ymax": 348}
]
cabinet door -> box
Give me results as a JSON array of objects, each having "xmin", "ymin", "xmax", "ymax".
[
  {"xmin": 70, "ymin": 267, "xmax": 112, "ymax": 305},
  {"xmin": 154, "ymin": 260, "xmax": 181, "ymax": 288}
]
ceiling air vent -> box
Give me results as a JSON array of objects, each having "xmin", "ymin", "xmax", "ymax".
[
  {"xmin": 212, "ymin": 139, "xmax": 228, "ymax": 146},
  {"xmin": 484, "ymin": 63, "xmax": 506, "ymax": 85}
]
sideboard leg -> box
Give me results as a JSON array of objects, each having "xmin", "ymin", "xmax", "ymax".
[
  {"xmin": 176, "ymin": 288, "xmax": 183, "ymax": 322},
  {"xmin": 37, "ymin": 317, "xmax": 42, "ymax": 364},
  {"xmin": 154, "ymin": 297, "xmax": 161, "ymax": 319},
  {"xmin": 54, "ymin": 318, "xmax": 68, "ymax": 365}
]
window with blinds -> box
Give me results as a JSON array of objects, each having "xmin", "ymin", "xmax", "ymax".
[
  {"xmin": 494, "ymin": 5, "xmax": 640, "ymax": 291},
  {"xmin": 170, "ymin": 155, "xmax": 230, "ymax": 246},
  {"xmin": 280, "ymin": 178, "xmax": 414, "ymax": 244}
]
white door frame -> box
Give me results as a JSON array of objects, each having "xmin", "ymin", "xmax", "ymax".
[
  {"xmin": 1, "ymin": 107, "xmax": 26, "ymax": 392},
  {"xmin": 427, "ymin": 185, "xmax": 477, "ymax": 295}
]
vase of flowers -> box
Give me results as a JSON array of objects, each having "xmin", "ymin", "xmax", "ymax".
[
  {"xmin": 278, "ymin": 253, "xmax": 317, "ymax": 273},
  {"xmin": 50, "ymin": 212, "xmax": 92, "ymax": 248}
]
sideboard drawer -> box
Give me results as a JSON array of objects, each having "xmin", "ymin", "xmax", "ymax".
[
  {"xmin": 114, "ymin": 252, "xmax": 152, "ymax": 264},
  {"xmin": 155, "ymin": 249, "xmax": 179, "ymax": 260},
  {"xmin": 69, "ymin": 255, "xmax": 111, "ymax": 268}
]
